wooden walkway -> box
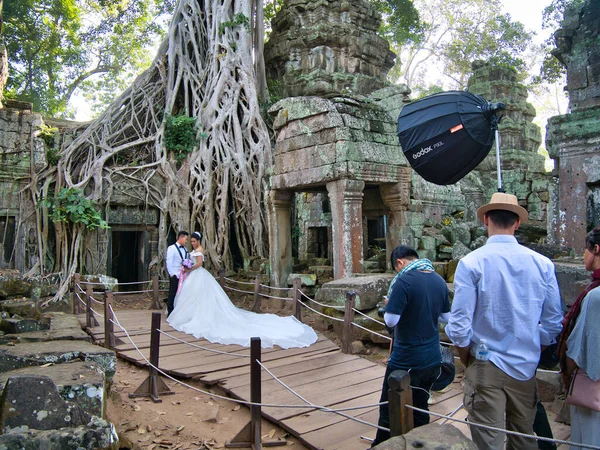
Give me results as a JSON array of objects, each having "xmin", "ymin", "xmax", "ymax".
[{"xmin": 79, "ymin": 309, "xmax": 570, "ymax": 450}]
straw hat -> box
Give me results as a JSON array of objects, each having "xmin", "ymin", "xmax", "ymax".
[{"xmin": 476, "ymin": 192, "xmax": 528, "ymax": 223}]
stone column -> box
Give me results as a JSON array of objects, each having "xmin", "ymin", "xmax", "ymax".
[
  {"xmin": 380, "ymin": 168, "xmax": 411, "ymax": 269},
  {"xmin": 326, "ymin": 179, "xmax": 365, "ymax": 279},
  {"xmin": 267, "ymin": 189, "xmax": 294, "ymax": 287}
]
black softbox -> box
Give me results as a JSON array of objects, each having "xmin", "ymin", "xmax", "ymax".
[{"xmin": 397, "ymin": 91, "xmax": 504, "ymax": 186}]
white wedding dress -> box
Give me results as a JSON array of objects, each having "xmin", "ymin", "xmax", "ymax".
[{"xmin": 167, "ymin": 251, "xmax": 318, "ymax": 349}]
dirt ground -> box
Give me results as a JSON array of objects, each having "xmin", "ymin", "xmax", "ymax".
[{"xmin": 107, "ymin": 291, "xmax": 391, "ymax": 450}]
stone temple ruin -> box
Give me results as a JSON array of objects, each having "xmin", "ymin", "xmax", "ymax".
[
  {"xmin": 264, "ymin": 0, "xmax": 554, "ymax": 288},
  {"xmin": 0, "ymin": 0, "xmax": 597, "ymax": 293}
]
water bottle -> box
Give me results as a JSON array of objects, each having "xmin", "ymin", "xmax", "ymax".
[{"xmin": 475, "ymin": 339, "xmax": 489, "ymax": 361}]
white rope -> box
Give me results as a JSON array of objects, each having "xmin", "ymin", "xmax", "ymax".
[
  {"xmin": 297, "ymin": 299, "xmax": 344, "ymax": 322},
  {"xmin": 89, "ymin": 306, "xmax": 105, "ymax": 318},
  {"xmin": 262, "ymin": 284, "xmax": 291, "ymax": 292},
  {"xmin": 351, "ymin": 322, "xmax": 392, "ymax": 342},
  {"xmin": 404, "ymin": 404, "xmax": 600, "ymax": 449},
  {"xmin": 440, "ymin": 402, "xmax": 463, "ymax": 425},
  {"xmin": 113, "ymin": 289, "xmax": 153, "ymax": 295},
  {"xmin": 156, "ymin": 329, "xmax": 250, "ymax": 358},
  {"xmin": 223, "ymin": 277, "xmax": 254, "ymax": 286},
  {"xmin": 78, "ymin": 281, "xmax": 106, "ymax": 286},
  {"xmin": 89, "ymin": 296, "xmax": 104, "ymax": 305},
  {"xmin": 352, "ymin": 308, "xmax": 386, "ymax": 327},
  {"xmin": 74, "ymin": 290, "xmax": 87, "ymax": 306},
  {"xmin": 258, "ymin": 293, "xmax": 292, "ymax": 301},
  {"xmin": 116, "ymin": 281, "xmax": 152, "ymax": 286},
  {"xmin": 224, "ymin": 286, "xmax": 254, "ymax": 295},
  {"xmin": 298, "ymin": 289, "xmax": 344, "ymax": 310},
  {"xmin": 257, "ymin": 360, "xmax": 389, "ymax": 432},
  {"xmin": 107, "ymin": 309, "xmax": 354, "ymax": 410}
]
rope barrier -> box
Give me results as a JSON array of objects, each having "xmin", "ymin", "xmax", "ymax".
[
  {"xmin": 351, "ymin": 322, "xmax": 392, "ymax": 342},
  {"xmin": 113, "ymin": 289, "xmax": 153, "ymax": 295},
  {"xmin": 89, "ymin": 296, "xmax": 104, "ymax": 305},
  {"xmin": 404, "ymin": 404, "xmax": 600, "ymax": 449},
  {"xmin": 75, "ymin": 290, "xmax": 87, "ymax": 306},
  {"xmin": 115, "ymin": 281, "xmax": 153, "ymax": 286},
  {"xmin": 298, "ymin": 289, "xmax": 344, "ymax": 310},
  {"xmin": 156, "ymin": 329, "xmax": 250, "ymax": 358},
  {"xmin": 297, "ymin": 299, "xmax": 344, "ymax": 322},
  {"xmin": 223, "ymin": 277, "xmax": 254, "ymax": 286},
  {"xmin": 262, "ymin": 284, "xmax": 291, "ymax": 292},
  {"xmin": 257, "ymin": 361, "xmax": 389, "ymax": 432},
  {"xmin": 223, "ymin": 286, "xmax": 255, "ymax": 296},
  {"xmin": 352, "ymin": 308, "xmax": 386, "ymax": 327},
  {"xmin": 107, "ymin": 311, "xmax": 355, "ymax": 410},
  {"xmin": 89, "ymin": 306, "xmax": 105, "ymax": 318},
  {"xmin": 258, "ymin": 293, "xmax": 293, "ymax": 301}
]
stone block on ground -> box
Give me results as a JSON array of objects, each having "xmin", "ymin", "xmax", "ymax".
[
  {"xmin": 553, "ymin": 260, "xmax": 589, "ymax": 307},
  {"xmin": 0, "ymin": 375, "xmax": 92, "ymax": 431},
  {"xmin": 0, "ymin": 340, "xmax": 116, "ymax": 381},
  {"xmin": 0, "ymin": 361, "xmax": 106, "ymax": 418},
  {"xmin": 308, "ymin": 265, "xmax": 333, "ymax": 280},
  {"xmin": 372, "ymin": 423, "xmax": 477, "ymax": 449},
  {"xmin": 0, "ymin": 416, "xmax": 117, "ymax": 449},
  {"xmin": 316, "ymin": 275, "xmax": 394, "ymax": 310},
  {"xmin": 0, "ymin": 298, "xmax": 39, "ymax": 319},
  {"xmin": 0, "ymin": 318, "xmax": 48, "ymax": 334},
  {"xmin": 350, "ymin": 340, "xmax": 366, "ymax": 355},
  {"xmin": 5, "ymin": 312, "xmax": 91, "ymax": 343},
  {"xmin": 286, "ymin": 273, "xmax": 317, "ymax": 287}
]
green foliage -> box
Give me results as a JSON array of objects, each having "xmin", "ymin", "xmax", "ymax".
[
  {"xmin": 218, "ymin": 13, "xmax": 250, "ymax": 35},
  {"xmin": 40, "ymin": 188, "xmax": 109, "ymax": 230},
  {"xmin": 38, "ymin": 124, "xmax": 60, "ymax": 165},
  {"xmin": 412, "ymin": 84, "xmax": 444, "ymax": 99},
  {"xmin": 372, "ymin": 0, "xmax": 424, "ymax": 49},
  {"xmin": 163, "ymin": 114, "xmax": 204, "ymax": 163},
  {"xmin": 536, "ymin": 0, "xmax": 584, "ymax": 84},
  {"xmin": 391, "ymin": 0, "xmax": 533, "ymax": 89},
  {"xmin": 3, "ymin": 0, "xmax": 175, "ymax": 117},
  {"xmin": 263, "ymin": 0, "xmax": 284, "ymax": 36}
]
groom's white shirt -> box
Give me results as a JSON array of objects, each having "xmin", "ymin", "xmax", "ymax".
[{"xmin": 166, "ymin": 243, "xmax": 187, "ymax": 278}]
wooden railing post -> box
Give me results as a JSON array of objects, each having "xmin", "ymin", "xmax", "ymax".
[
  {"xmin": 85, "ymin": 283, "xmax": 94, "ymax": 328},
  {"xmin": 388, "ymin": 370, "xmax": 414, "ymax": 437},
  {"xmin": 226, "ymin": 338, "xmax": 284, "ymax": 449},
  {"xmin": 130, "ymin": 312, "xmax": 174, "ymax": 403},
  {"xmin": 72, "ymin": 273, "xmax": 81, "ymax": 314},
  {"xmin": 104, "ymin": 290, "xmax": 115, "ymax": 349},
  {"xmin": 151, "ymin": 275, "xmax": 160, "ymax": 310},
  {"xmin": 292, "ymin": 278, "xmax": 302, "ymax": 322},
  {"xmin": 251, "ymin": 276, "xmax": 262, "ymax": 313},
  {"xmin": 218, "ymin": 268, "xmax": 226, "ymax": 289},
  {"xmin": 341, "ymin": 291, "xmax": 356, "ymax": 354}
]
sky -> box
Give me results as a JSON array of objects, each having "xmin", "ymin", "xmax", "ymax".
[{"xmin": 72, "ymin": 0, "xmax": 557, "ymax": 121}]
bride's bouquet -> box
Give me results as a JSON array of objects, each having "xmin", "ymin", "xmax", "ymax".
[{"xmin": 177, "ymin": 258, "xmax": 194, "ymax": 294}]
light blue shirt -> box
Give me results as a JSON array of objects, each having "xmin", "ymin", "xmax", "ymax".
[{"xmin": 445, "ymin": 235, "xmax": 563, "ymax": 380}]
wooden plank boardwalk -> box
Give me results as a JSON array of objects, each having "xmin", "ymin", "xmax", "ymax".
[{"xmin": 79, "ymin": 309, "xmax": 570, "ymax": 450}]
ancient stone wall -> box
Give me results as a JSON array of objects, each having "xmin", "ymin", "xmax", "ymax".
[
  {"xmin": 0, "ymin": 106, "xmax": 44, "ymax": 272},
  {"xmin": 546, "ymin": 0, "xmax": 600, "ymax": 250},
  {"xmin": 264, "ymin": 0, "xmax": 395, "ymax": 97}
]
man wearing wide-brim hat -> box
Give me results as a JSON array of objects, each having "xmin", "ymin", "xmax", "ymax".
[{"xmin": 445, "ymin": 192, "xmax": 563, "ymax": 450}]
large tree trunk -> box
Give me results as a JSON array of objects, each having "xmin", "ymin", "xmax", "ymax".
[{"xmin": 30, "ymin": 0, "xmax": 272, "ymax": 303}]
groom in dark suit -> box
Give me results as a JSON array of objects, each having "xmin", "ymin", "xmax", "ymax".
[{"xmin": 165, "ymin": 231, "xmax": 189, "ymax": 316}]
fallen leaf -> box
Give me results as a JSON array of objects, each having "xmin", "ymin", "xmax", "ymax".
[
  {"xmin": 133, "ymin": 405, "xmax": 141, "ymax": 411},
  {"xmin": 137, "ymin": 427, "xmax": 146, "ymax": 434},
  {"xmin": 176, "ymin": 425, "xmax": 185, "ymax": 433},
  {"xmin": 232, "ymin": 405, "xmax": 240, "ymax": 411},
  {"xmin": 40, "ymin": 363, "xmax": 53, "ymax": 368},
  {"xmin": 185, "ymin": 412, "xmax": 193, "ymax": 416},
  {"xmin": 157, "ymin": 411, "xmax": 166, "ymax": 415},
  {"xmin": 154, "ymin": 431, "xmax": 162, "ymax": 437},
  {"xmin": 146, "ymin": 424, "xmax": 152, "ymax": 432},
  {"xmin": 268, "ymin": 429, "xmax": 276, "ymax": 439},
  {"xmin": 207, "ymin": 401, "xmax": 214, "ymax": 406}
]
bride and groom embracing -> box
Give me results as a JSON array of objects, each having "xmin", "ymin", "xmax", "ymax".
[{"xmin": 165, "ymin": 230, "xmax": 317, "ymax": 349}]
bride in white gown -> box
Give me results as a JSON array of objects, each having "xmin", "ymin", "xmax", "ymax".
[{"xmin": 167, "ymin": 232, "xmax": 318, "ymax": 349}]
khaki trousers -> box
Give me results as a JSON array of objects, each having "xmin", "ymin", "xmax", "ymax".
[{"xmin": 464, "ymin": 358, "xmax": 538, "ymax": 450}]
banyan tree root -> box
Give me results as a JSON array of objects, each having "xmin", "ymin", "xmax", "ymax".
[{"xmin": 30, "ymin": 0, "xmax": 272, "ymax": 305}]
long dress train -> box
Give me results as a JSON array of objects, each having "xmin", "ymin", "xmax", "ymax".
[{"xmin": 167, "ymin": 252, "xmax": 318, "ymax": 349}]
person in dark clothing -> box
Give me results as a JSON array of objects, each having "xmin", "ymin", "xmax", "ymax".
[{"xmin": 372, "ymin": 245, "xmax": 450, "ymax": 446}]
